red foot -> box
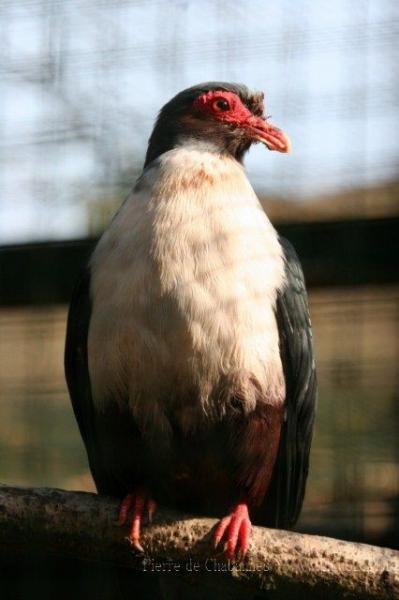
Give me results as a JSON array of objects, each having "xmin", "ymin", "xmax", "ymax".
[
  {"xmin": 116, "ymin": 487, "xmax": 156, "ymax": 551},
  {"xmin": 214, "ymin": 502, "xmax": 251, "ymax": 560}
]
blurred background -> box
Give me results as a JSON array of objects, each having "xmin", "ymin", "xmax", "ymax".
[{"xmin": 0, "ymin": 0, "xmax": 398, "ymax": 553}]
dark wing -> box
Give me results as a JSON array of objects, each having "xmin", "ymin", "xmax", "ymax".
[
  {"xmin": 258, "ymin": 236, "xmax": 317, "ymax": 529},
  {"xmin": 64, "ymin": 268, "xmax": 113, "ymax": 493},
  {"xmin": 65, "ymin": 268, "xmax": 148, "ymax": 497}
]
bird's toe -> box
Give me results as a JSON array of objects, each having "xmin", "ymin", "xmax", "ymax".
[
  {"xmin": 116, "ymin": 487, "xmax": 156, "ymax": 551},
  {"xmin": 214, "ymin": 502, "xmax": 251, "ymax": 560}
]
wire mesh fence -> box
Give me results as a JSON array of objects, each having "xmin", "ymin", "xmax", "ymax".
[{"xmin": 0, "ymin": 0, "xmax": 398, "ymax": 242}]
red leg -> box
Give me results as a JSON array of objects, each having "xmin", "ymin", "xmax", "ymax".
[
  {"xmin": 116, "ymin": 487, "xmax": 156, "ymax": 552},
  {"xmin": 214, "ymin": 502, "xmax": 251, "ymax": 560}
]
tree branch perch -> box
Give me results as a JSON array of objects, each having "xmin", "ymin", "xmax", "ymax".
[{"xmin": 0, "ymin": 484, "xmax": 398, "ymax": 599}]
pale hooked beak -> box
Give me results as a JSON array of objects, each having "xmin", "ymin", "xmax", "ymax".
[{"xmin": 245, "ymin": 116, "xmax": 291, "ymax": 153}]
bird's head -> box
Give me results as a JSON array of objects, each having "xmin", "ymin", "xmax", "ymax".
[{"xmin": 144, "ymin": 82, "xmax": 291, "ymax": 167}]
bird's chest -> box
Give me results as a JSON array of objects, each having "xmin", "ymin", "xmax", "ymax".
[
  {"xmin": 152, "ymin": 185, "xmax": 283, "ymax": 362},
  {"xmin": 88, "ymin": 151, "xmax": 285, "ymax": 429}
]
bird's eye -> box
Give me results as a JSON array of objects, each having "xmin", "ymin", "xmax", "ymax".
[{"xmin": 212, "ymin": 98, "xmax": 230, "ymax": 112}]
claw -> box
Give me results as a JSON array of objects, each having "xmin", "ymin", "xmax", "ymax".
[
  {"xmin": 213, "ymin": 502, "xmax": 251, "ymax": 560},
  {"xmin": 214, "ymin": 515, "xmax": 230, "ymax": 549},
  {"xmin": 131, "ymin": 539, "xmax": 145, "ymax": 553}
]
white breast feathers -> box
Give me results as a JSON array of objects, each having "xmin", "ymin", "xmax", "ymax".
[{"xmin": 88, "ymin": 146, "xmax": 286, "ymax": 433}]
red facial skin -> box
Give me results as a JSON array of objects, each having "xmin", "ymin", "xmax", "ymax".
[{"xmin": 193, "ymin": 90, "xmax": 291, "ymax": 153}]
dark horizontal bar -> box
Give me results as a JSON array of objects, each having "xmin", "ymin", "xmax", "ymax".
[{"xmin": 1, "ymin": 217, "xmax": 398, "ymax": 306}]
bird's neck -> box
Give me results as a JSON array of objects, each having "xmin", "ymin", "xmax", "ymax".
[
  {"xmin": 176, "ymin": 137, "xmax": 226, "ymax": 156},
  {"xmin": 145, "ymin": 131, "xmax": 248, "ymax": 168}
]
